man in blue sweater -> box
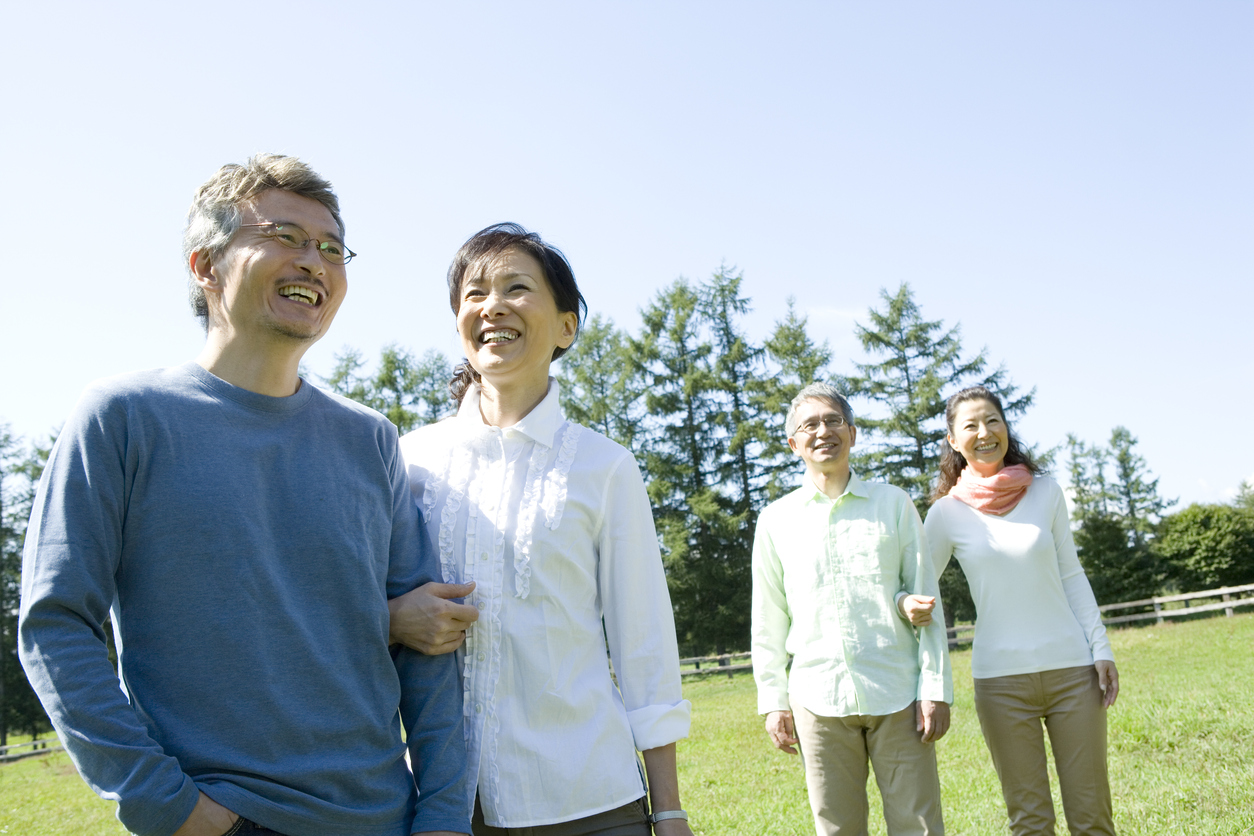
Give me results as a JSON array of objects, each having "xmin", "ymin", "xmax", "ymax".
[{"xmin": 18, "ymin": 155, "xmax": 470, "ymax": 836}]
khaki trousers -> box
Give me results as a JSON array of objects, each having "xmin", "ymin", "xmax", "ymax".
[
  {"xmin": 973, "ymin": 665, "xmax": 1115, "ymax": 836},
  {"xmin": 793, "ymin": 703, "xmax": 944, "ymax": 836}
]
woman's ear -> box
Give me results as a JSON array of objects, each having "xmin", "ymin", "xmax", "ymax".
[{"xmin": 556, "ymin": 311, "xmax": 578, "ymax": 350}]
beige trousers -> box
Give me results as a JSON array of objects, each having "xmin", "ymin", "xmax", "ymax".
[
  {"xmin": 793, "ymin": 703, "xmax": 944, "ymax": 836},
  {"xmin": 973, "ymin": 665, "xmax": 1115, "ymax": 836}
]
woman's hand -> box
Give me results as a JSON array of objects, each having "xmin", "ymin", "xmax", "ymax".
[
  {"xmin": 1095, "ymin": 660, "xmax": 1119, "ymax": 707},
  {"xmin": 898, "ymin": 594, "xmax": 936, "ymax": 627}
]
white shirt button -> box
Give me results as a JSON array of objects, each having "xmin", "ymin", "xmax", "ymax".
[{"xmin": 477, "ymin": 601, "xmax": 486, "ymax": 611}]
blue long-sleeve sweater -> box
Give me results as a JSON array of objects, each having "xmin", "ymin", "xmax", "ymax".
[{"xmin": 19, "ymin": 363, "xmax": 469, "ymax": 836}]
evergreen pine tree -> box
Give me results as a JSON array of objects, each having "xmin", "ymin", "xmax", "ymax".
[
  {"xmin": 633, "ymin": 278, "xmax": 746, "ymax": 655},
  {"xmin": 1066, "ymin": 431, "xmax": 1165, "ymax": 603},
  {"xmin": 842, "ymin": 284, "xmax": 1032, "ymax": 625},
  {"xmin": 757, "ymin": 298, "xmax": 832, "ymax": 499},
  {"xmin": 1, "ymin": 426, "xmax": 56, "ymax": 741},
  {"xmin": 323, "ymin": 346, "xmax": 452, "ymax": 433},
  {"xmin": 557, "ymin": 313, "xmax": 646, "ymax": 452},
  {"xmin": 842, "ymin": 283, "xmax": 1033, "ymax": 510}
]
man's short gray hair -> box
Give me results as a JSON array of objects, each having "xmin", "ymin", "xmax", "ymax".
[
  {"xmin": 182, "ymin": 154, "xmax": 344, "ymax": 330},
  {"xmin": 785, "ymin": 382, "xmax": 855, "ymax": 437}
]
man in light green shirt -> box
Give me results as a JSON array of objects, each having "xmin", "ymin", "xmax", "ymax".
[{"xmin": 751, "ymin": 383, "xmax": 952, "ymax": 836}]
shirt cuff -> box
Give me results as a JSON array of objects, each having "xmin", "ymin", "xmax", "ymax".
[
  {"xmin": 627, "ymin": 700, "xmax": 693, "ymax": 751},
  {"xmin": 756, "ymin": 690, "xmax": 792, "ymax": 715},
  {"xmin": 917, "ymin": 671, "xmax": 952, "ymax": 704}
]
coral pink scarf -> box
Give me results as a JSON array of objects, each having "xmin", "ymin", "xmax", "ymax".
[{"xmin": 948, "ymin": 464, "xmax": 1033, "ymax": 515}]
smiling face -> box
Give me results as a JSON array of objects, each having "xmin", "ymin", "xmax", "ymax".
[
  {"xmin": 787, "ymin": 397, "xmax": 857, "ymax": 478},
  {"xmin": 947, "ymin": 398, "xmax": 1009, "ymax": 477},
  {"xmin": 192, "ymin": 189, "xmax": 347, "ymax": 346},
  {"xmin": 455, "ymin": 247, "xmax": 578, "ymax": 393}
]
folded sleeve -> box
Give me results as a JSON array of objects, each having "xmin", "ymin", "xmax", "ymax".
[{"xmin": 597, "ymin": 453, "xmax": 692, "ymax": 751}]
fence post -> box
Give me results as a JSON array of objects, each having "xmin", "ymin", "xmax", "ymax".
[
  {"xmin": 1223, "ymin": 592, "xmax": 1234, "ymax": 618},
  {"xmin": 1153, "ymin": 599, "xmax": 1164, "ymax": 625}
]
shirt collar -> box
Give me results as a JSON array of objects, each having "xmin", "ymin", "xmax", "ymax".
[
  {"xmin": 455, "ymin": 378, "xmax": 565, "ymax": 449},
  {"xmin": 801, "ymin": 470, "xmax": 869, "ymax": 505}
]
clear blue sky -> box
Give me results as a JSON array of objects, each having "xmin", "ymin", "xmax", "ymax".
[{"xmin": 2, "ymin": 2, "xmax": 1250, "ymax": 508}]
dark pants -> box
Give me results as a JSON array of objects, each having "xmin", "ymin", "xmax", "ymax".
[
  {"xmin": 222, "ymin": 819, "xmax": 289, "ymax": 836},
  {"xmin": 472, "ymin": 795, "xmax": 650, "ymax": 836}
]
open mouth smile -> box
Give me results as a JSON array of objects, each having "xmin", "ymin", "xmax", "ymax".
[
  {"xmin": 278, "ymin": 285, "xmax": 321, "ymax": 306},
  {"xmin": 480, "ymin": 329, "xmax": 519, "ymax": 345}
]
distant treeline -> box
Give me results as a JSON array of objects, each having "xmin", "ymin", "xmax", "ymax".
[{"xmin": 2, "ymin": 277, "xmax": 1251, "ymax": 739}]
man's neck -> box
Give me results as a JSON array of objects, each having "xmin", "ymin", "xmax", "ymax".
[
  {"xmin": 807, "ymin": 464, "xmax": 852, "ymax": 500},
  {"xmin": 196, "ymin": 330, "xmax": 308, "ymax": 398}
]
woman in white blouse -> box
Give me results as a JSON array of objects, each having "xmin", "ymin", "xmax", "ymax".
[
  {"xmin": 389, "ymin": 224, "xmax": 693, "ymax": 836},
  {"xmin": 919, "ymin": 385, "xmax": 1118, "ymax": 836}
]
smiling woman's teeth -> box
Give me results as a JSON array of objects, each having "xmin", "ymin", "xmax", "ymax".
[{"xmin": 483, "ymin": 332, "xmax": 518, "ymax": 344}]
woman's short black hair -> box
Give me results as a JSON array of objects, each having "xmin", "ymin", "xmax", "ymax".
[{"xmin": 447, "ymin": 223, "xmax": 588, "ymax": 404}]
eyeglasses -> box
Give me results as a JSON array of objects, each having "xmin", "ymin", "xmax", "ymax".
[
  {"xmin": 240, "ymin": 223, "xmax": 357, "ymax": 265},
  {"xmin": 793, "ymin": 414, "xmax": 848, "ymax": 436}
]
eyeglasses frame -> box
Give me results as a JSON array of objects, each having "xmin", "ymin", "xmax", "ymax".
[{"xmin": 238, "ymin": 222, "xmax": 358, "ymax": 265}]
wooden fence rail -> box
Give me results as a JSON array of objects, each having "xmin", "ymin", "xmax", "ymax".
[
  {"xmin": 1098, "ymin": 581, "xmax": 1254, "ymax": 625},
  {"xmin": 675, "ymin": 583, "xmax": 1254, "ymax": 669},
  {"xmin": 946, "ymin": 581, "xmax": 1254, "ymax": 642},
  {"xmin": 679, "ymin": 651, "xmax": 752, "ymax": 678},
  {"xmin": 0, "ymin": 738, "xmax": 63, "ymax": 763}
]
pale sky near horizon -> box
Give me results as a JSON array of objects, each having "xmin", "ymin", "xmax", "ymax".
[{"xmin": 2, "ymin": 2, "xmax": 1250, "ymax": 509}]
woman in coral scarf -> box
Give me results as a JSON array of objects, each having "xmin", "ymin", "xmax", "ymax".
[{"xmin": 919, "ymin": 385, "xmax": 1118, "ymax": 836}]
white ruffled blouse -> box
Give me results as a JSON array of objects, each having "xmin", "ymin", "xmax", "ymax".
[{"xmin": 398, "ymin": 380, "xmax": 692, "ymax": 828}]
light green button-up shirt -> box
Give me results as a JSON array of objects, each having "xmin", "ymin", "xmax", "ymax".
[{"xmin": 751, "ymin": 472, "xmax": 952, "ymax": 717}]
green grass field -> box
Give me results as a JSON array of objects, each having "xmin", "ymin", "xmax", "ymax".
[{"xmin": 4, "ymin": 613, "xmax": 1253, "ymax": 835}]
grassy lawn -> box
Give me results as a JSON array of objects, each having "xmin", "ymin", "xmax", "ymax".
[
  {"xmin": 4, "ymin": 613, "xmax": 1253, "ymax": 835},
  {"xmin": 679, "ymin": 612, "xmax": 1254, "ymax": 835}
]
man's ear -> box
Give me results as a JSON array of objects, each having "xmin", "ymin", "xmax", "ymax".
[
  {"xmin": 190, "ymin": 250, "xmax": 218, "ymax": 291},
  {"xmin": 847, "ymin": 425, "xmax": 857, "ymax": 449}
]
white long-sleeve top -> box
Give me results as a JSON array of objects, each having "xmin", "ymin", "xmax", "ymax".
[
  {"xmin": 398, "ymin": 380, "xmax": 691, "ymax": 829},
  {"xmin": 924, "ymin": 475, "xmax": 1114, "ymax": 680}
]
